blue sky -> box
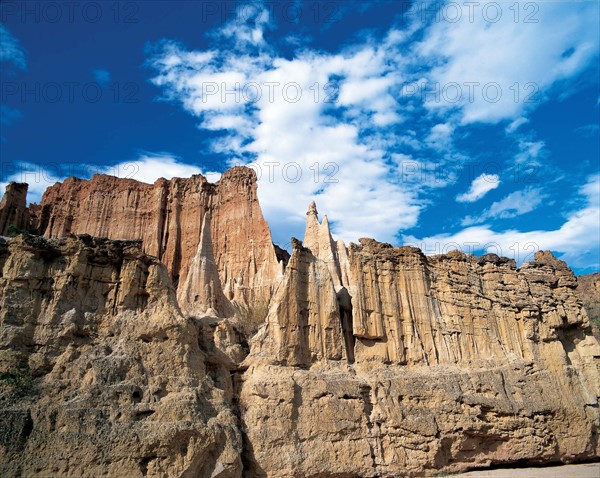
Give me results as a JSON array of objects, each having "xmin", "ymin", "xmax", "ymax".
[{"xmin": 1, "ymin": 1, "xmax": 599, "ymax": 273}]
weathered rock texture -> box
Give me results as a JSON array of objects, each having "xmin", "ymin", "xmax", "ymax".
[
  {"xmin": 1, "ymin": 183, "xmax": 599, "ymax": 478},
  {"xmin": 5, "ymin": 168, "xmax": 282, "ymax": 310},
  {"xmin": 0, "ymin": 183, "xmax": 29, "ymax": 236},
  {"xmin": 242, "ymin": 204, "xmax": 600, "ymax": 477},
  {"xmin": 177, "ymin": 212, "xmax": 233, "ymax": 318},
  {"xmin": 0, "ymin": 235, "xmax": 242, "ymax": 477},
  {"xmin": 578, "ymin": 273, "xmax": 600, "ymax": 339},
  {"xmin": 251, "ymin": 238, "xmax": 346, "ymax": 367}
]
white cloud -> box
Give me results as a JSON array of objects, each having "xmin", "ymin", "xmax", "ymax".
[
  {"xmin": 416, "ymin": 1, "xmax": 600, "ymax": 124},
  {"xmin": 146, "ymin": 0, "xmax": 599, "ymax": 260},
  {"xmin": 406, "ymin": 174, "xmax": 600, "ymax": 270},
  {"xmin": 461, "ymin": 187, "xmax": 547, "ymax": 226},
  {"xmin": 0, "ymin": 23, "xmax": 26, "ymax": 69},
  {"xmin": 211, "ymin": 2, "xmax": 272, "ymax": 49},
  {"xmin": 506, "ymin": 117, "xmax": 529, "ymax": 134},
  {"xmin": 425, "ymin": 123, "xmax": 454, "ymax": 151},
  {"xmin": 514, "ymin": 139, "xmax": 545, "ymax": 165},
  {"xmin": 456, "ymin": 173, "xmax": 500, "ymax": 203},
  {"xmin": 100, "ymin": 154, "xmax": 206, "ymax": 184},
  {"xmin": 148, "ymin": 31, "xmax": 422, "ymax": 245}
]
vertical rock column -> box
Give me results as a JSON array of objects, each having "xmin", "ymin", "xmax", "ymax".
[
  {"xmin": 177, "ymin": 211, "xmax": 233, "ymax": 317},
  {"xmin": 0, "ymin": 183, "xmax": 29, "ymax": 235},
  {"xmin": 250, "ymin": 238, "xmax": 345, "ymax": 367}
]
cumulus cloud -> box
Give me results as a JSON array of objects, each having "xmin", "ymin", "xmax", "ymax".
[
  {"xmin": 417, "ymin": 1, "xmax": 600, "ymax": 124},
  {"xmin": 456, "ymin": 174, "xmax": 500, "ymax": 203},
  {"xmin": 145, "ymin": 0, "xmax": 599, "ymax": 262},
  {"xmin": 147, "ymin": 16, "xmax": 422, "ymax": 245}
]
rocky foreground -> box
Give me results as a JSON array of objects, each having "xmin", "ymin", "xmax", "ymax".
[{"xmin": 0, "ymin": 168, "xmax": 599, "ymax": 477}]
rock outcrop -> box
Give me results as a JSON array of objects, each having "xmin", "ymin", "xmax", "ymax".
[
  {"xmin": 1, "ymin": 185, "xmax": 599, "ymax": 477},
  {"xmin": 250, "ymin": 238, "xmax": 346, "ymax": 367},
  {"xmin": 5, "ymin": 167, "xmax": 283, "ymax": 311},
  {"xmin": 241, "ymin": 203, "xmax": 600, "ymax": 477},
  {"xmin": 578, "ymin": 273, "xmax": 600, "ymax": 339},
  {"xmin": 0, "ymin": 183, "xmax": 29, "ymax": 236},
  {"xmin": 0, "ymin": 235, "xmax": 242, "ymax": 477},
  {"xmin": 177, "ymin": 212, "xmax": 233, "ymax": 318}
]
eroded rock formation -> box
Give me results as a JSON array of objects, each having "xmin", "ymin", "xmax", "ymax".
[
  {"xmin": 0, "ymin": 234, "xmax": 242, "ymax": 477},
  {"xmin": 241, "ymin": 204, "xmax": 600, "ymax": 477},
  {"xmin": 177, "ymin": 212, "xmax": 233, "ymax": 318},
  {"xmin": 0, "ymin": 183, "xmax": 29, "ymax": 235},
  {"xmin": 1, "ymin": 168, "xmax": 283, "ymax": 310},
  {"xmin": 1, "ymin": 181, "xmax": 599, "ymax": 477},
  {"xmin": 578, "ymin": 272, "xmax": 600, "ymax": 339}
]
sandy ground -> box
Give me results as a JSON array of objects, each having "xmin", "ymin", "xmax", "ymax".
[{"xmin": 452, "ymin": 463, "xmax": 599, "ymax": 477}]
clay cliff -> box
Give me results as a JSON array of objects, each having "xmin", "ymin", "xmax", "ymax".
[
  {"xmin": 243, "ymin": 205, "xmax": 600, "ymax": 476},
  {"xmin": 1, "ymin": 168, "xmax": 283, "ymax": 310},
  {"xmin": 1, "ymin": 177, "xmax": 599, "ymax": 477},
  {"xmin": 0, "ymin": 182, "xmax": 29, "ymax": 236}
]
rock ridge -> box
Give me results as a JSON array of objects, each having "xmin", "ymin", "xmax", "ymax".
[{"xmin": 0, "ymin": 167, "xmax": 284, "ymax": 313}]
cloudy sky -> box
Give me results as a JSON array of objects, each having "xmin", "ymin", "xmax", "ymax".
[{"xmin": 1, "ymin": 1, "xmax": 599, "ymax": 272}]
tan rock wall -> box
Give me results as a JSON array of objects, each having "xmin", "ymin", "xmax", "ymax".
[
  {"xmin": 242, "ymin": 204, "xmax": 600, "ymax": 477},
  {"xmin": 0, "ymin": 235, "xmax": 242, "ymax": 478}
]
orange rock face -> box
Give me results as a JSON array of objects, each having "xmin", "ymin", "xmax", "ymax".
[
  {"xmin": 0, "ymin": 183, "xmax": 29, "ymax": 235},
  {"xmin": 21, "ymin": 167, "xmax": 282, "ymax": 306}
]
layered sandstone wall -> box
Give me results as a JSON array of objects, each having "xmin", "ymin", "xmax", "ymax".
[
  {"xmin": 1, "ymin": 180, "xmax": 599, "ymax": 477},
  {"xmin": 241, "ymin": 204, "xmax": 600, "ymax": 477},
  {"xmin": 0, "ymin": 168, "xmax": 283, "ymax": 311}
]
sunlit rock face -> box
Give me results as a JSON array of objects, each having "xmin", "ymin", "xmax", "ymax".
[
  {"xmin": 2, "ymin": 167, "xmax": 283, "ymax": 310},
  {"xmin": 1, "ymin": 179, "xmax": 599, "ymax": 478},
  {"xmin": 0, "ymin": 235, "xmax": 242, "ymax": 478},
  {"xmin": 241, "ymin": 203, "xmax": 600, "ymax": 477}
]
